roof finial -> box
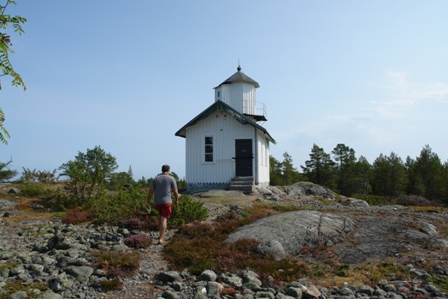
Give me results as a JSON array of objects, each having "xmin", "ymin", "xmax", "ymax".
[{"xmin": 237, "ymin": 59, "xmax": 241, "ymax": 72}]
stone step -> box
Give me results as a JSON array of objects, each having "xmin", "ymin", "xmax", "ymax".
[{"xmin": 229, "ymin": 178, "xmax": 254, "ymax": 193}]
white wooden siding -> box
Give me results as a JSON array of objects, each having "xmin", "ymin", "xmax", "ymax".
[
  {"xmin": 256, "ymin": 131, "xmax": 270, "ymax": 186},
  {"xmin": 185, "ymin": 109, "xmax": 260, "ymax": 184},
  {"xmin": 219, "ymin": 83, "xmax": 256, "ymax": 115}
]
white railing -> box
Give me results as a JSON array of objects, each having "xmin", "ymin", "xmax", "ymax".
[{"xmin": 256, "ymin": 102, "xmax": 266, "ymax": 118}]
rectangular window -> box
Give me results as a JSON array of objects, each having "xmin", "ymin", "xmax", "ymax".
[{"xmin": 204, "ymin": 136, "xmax": 214, "ymax": 162}]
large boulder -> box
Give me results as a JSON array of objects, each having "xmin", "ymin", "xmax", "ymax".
[
  {"xmin": 273, "ymin": 182, "xmax": 336, "ymax": 199},
  {"xmin": 225, "ymin": 210, "xmax": 354, "ymax": 257}
]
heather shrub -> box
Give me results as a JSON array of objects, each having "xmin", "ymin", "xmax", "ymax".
[
  {"xmin": 118, "ymin": 217, "xmax": 147, "ymax": 230},
  {"xmin": 164, "ymin": 203, "xmax": 366, "ymax": 286},
  {"xmin": 220, "ymin": 286, "xmax": 240, "ymax": 296},
  {"xmin": 61, "ymin": 208, "xmax": 95, "ymax": 224},
  {"xmin": 124, "ymin": 234, "xmax": 152, "ymax": 249},
  {"xmin": 392, "ymin": 195, "xmax": 433, "ymax": 206},
  {"xmin": 165, "ymin": 206, "xmax": 271, "ymax": 275},
  {"xmin": 99, "ymin": 278, "xmax": 123, "ymax": 292},
  {"xmin": 92, "ymin": 249, "xmax": 140, "ymax": 278}
]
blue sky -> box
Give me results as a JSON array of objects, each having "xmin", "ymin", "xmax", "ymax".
[{"xmin": 2, "ymin": 1, "xmax": 447, "ymax": 180}]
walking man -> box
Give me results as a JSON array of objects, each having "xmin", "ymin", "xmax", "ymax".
[{"xmin": 146, "ymin": 164, "xmax": 179, "ymax": 245}]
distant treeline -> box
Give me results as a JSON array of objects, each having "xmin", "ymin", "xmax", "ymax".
[{"xmin": 270, "ymin": 144, "xmax": 448, "ymax": 204}]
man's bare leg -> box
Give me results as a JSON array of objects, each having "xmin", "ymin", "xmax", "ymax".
[{"xmin": 158, "ymin": 216, "xmax": 167, "ymax": 244}]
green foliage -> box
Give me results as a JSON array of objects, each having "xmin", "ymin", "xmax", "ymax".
[
  {"xmin": 135, "ymin": 176, "xmax": 153, "ymax": 188},
  {"xmin": 0, "ymin": 159, "xmax": 16, "ymax": 181},
  {"xmin": 0, "ymin": 261, "xmax": 19, "ymax": 271},
  {"xmin": 301, "ymin": 144, "xmax": 336, "ymax": 190},
  {"xmin": 18, "ymin": 181, "xmax": 57, "ymax": 198},
  {"xmin": 16, "ymin": 182, "xmax": 70, "ymax": 211},
  {"xmin": 427, "ymin": 276, "xmax": 448, "ymax": 293},
  {"xmin": 0, "ymin": 280, "xmax": 47, "ymax": 299},
  {"xmin": 334, "ymin": 263, "xmax": 350, "ymax": 277},
  {"xmin": 351, "ymin": 193, "xmax": 390, "ymax": 206},
  {"xmin": 371, "ymin": 152, "xmax": 407, "ymax": 197},
  {"xmin": 0, "ymin": 110, "xmax": 9, "ymax": 144},
  {"xmin": 171, "ymin": 195, "xmax": 208, "ymax": 226},
  {"xmin": 414, "ymin": 145, "xmax": 443, "ymax": 200},
  {"xmin": 366, "ymin": 260, "xmax": 409, "ymax": 284},
  {"xmin": 269, "ymin": 153, "xmax": 303, "ymax": 186},
  {"xmin": 281, "ymin": 152, "xmax": 302, "ymax": 185},
  {"xmin": 291, "ymin": 143, "xmax": 448, "ymax": 202},
  {"xmin": 107, "ymin": 165, "xmax": 134, "ymax": 191},
  {"xmin": 332, "ymin": 143, "xmax": 356, "ymax": 194},
  {"xmin": 61, "ymin": 188, "xmax": 206, "ymax": 227},
  {"xmin": 269, "ymin": 155, "xmax": 283, "ymax": 186},
  {"xmin": 59, "ymin": 145, "xmax": 118, "ymax": 205},
  {"xmin": 89, "ymin": 187, "xmax": 147, "ymax": 224},
  {"xmin": 21, "ymin": 167, "xmax": 59, "ymax": 183},
  {"xmin": 1, "ymin": 0, "xmax": 27, "ymax": 144},
  {"xmin": 171, "ymin": 171, "xmax": 187, "ymax": 190}
]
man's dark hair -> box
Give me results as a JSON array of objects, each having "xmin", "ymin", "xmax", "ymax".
[{"xmin": 161, "ymin": 164, "xmax": 170, "ymax": 173}]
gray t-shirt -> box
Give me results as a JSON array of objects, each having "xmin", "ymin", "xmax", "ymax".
[{"xmin": 151, "ymin": 174, "xmax": 177, "ymax": 205}]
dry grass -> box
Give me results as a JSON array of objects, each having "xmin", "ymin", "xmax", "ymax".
[
  {"xmin": 2, "ymin": 197, "xmax": 55, "ymax": 222},
  {"xmin": 193, "ymin": 193, "xmax": 259, "ymax": 206},
  {"xmin": 410, "ymin": 205, "xmax": 448, "ymax": 212}
]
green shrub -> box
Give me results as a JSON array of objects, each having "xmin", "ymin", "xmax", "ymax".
[
  {"xmin": 18, "ymin": 182, "xmax": 52, "ymax": 197},
  {"xmin": 334, "ymin": 263, "xmax": 350, "ymax": 277},
  {"xmin": 171, "ymin": 195, "xmax": 208, "ymax": 226},
  {"xmin": 124, "ymin": 234, "xmax": 152, "ymax": 249},
  {"xmin": 0, "ymin": 281, "xmax": 47, "ymax": 299},
  {"xmin": 315, "ymin": 196, "xmax": 335, "ymax": 206},
  {"xmin": 15, "ymin": 182, "xmax": 71, "ymax": 211},
  {"xmin": 365, "ymin": 260, "xmax": 409, "ymax": 284},
  {"xmin": 0, "ymin": 261, "xmax": 19, "ymax": 272},
  {"xmin": 90, "ymin": 188, "xmax": 147, "ymax": 224},
  {"xmin": 352, "ymin": 193, "xmax": 390, "ymax": 206},
  {"xmin": 59, "ymin": 146, "xmax": 118, "ymax": 203},
  {"xmin": 427, "ymin": 276, "xmax": 448, "ymax": 293},
  {"xmin": 21, "ymin": 168, "xmax": 59, "ymax": 183}
]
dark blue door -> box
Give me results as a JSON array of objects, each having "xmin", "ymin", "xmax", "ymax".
[{"xmin": 235, "ymin": 139, "xmax": 253, "ymax": 177}]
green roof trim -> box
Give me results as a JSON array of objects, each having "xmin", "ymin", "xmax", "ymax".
[{"xmin": 175, "ymin": 100, "xmax": 276, "ymax": 144}]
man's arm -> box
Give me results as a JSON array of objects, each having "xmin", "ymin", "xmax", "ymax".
[
  {"xmin": 146, "ymin": 188, "xmax": 155, "ymax": 208},
  {"xmin": 173, "ymin": 188, "xmax": 179, "ymax": 205}
]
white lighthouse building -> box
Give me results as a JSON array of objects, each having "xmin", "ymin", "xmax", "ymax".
[{"xmin": 175, "ymin": 66, "xmax": 275, "ymax": 192}]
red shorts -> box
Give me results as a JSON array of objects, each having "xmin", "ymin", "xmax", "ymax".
[{"xmin": 155, "ymin": 203, "xmax": 173, "ymax": 219}]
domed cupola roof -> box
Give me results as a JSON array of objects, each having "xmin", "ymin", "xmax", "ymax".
[{"xmin": 215, "ymin": 66, "xmax": 260, "ymax": 88}]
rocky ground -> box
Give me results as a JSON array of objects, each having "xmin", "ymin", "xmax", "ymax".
[{"xmin": 1, "ymin": 182, "xmax": 448, "ymax": 298}]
